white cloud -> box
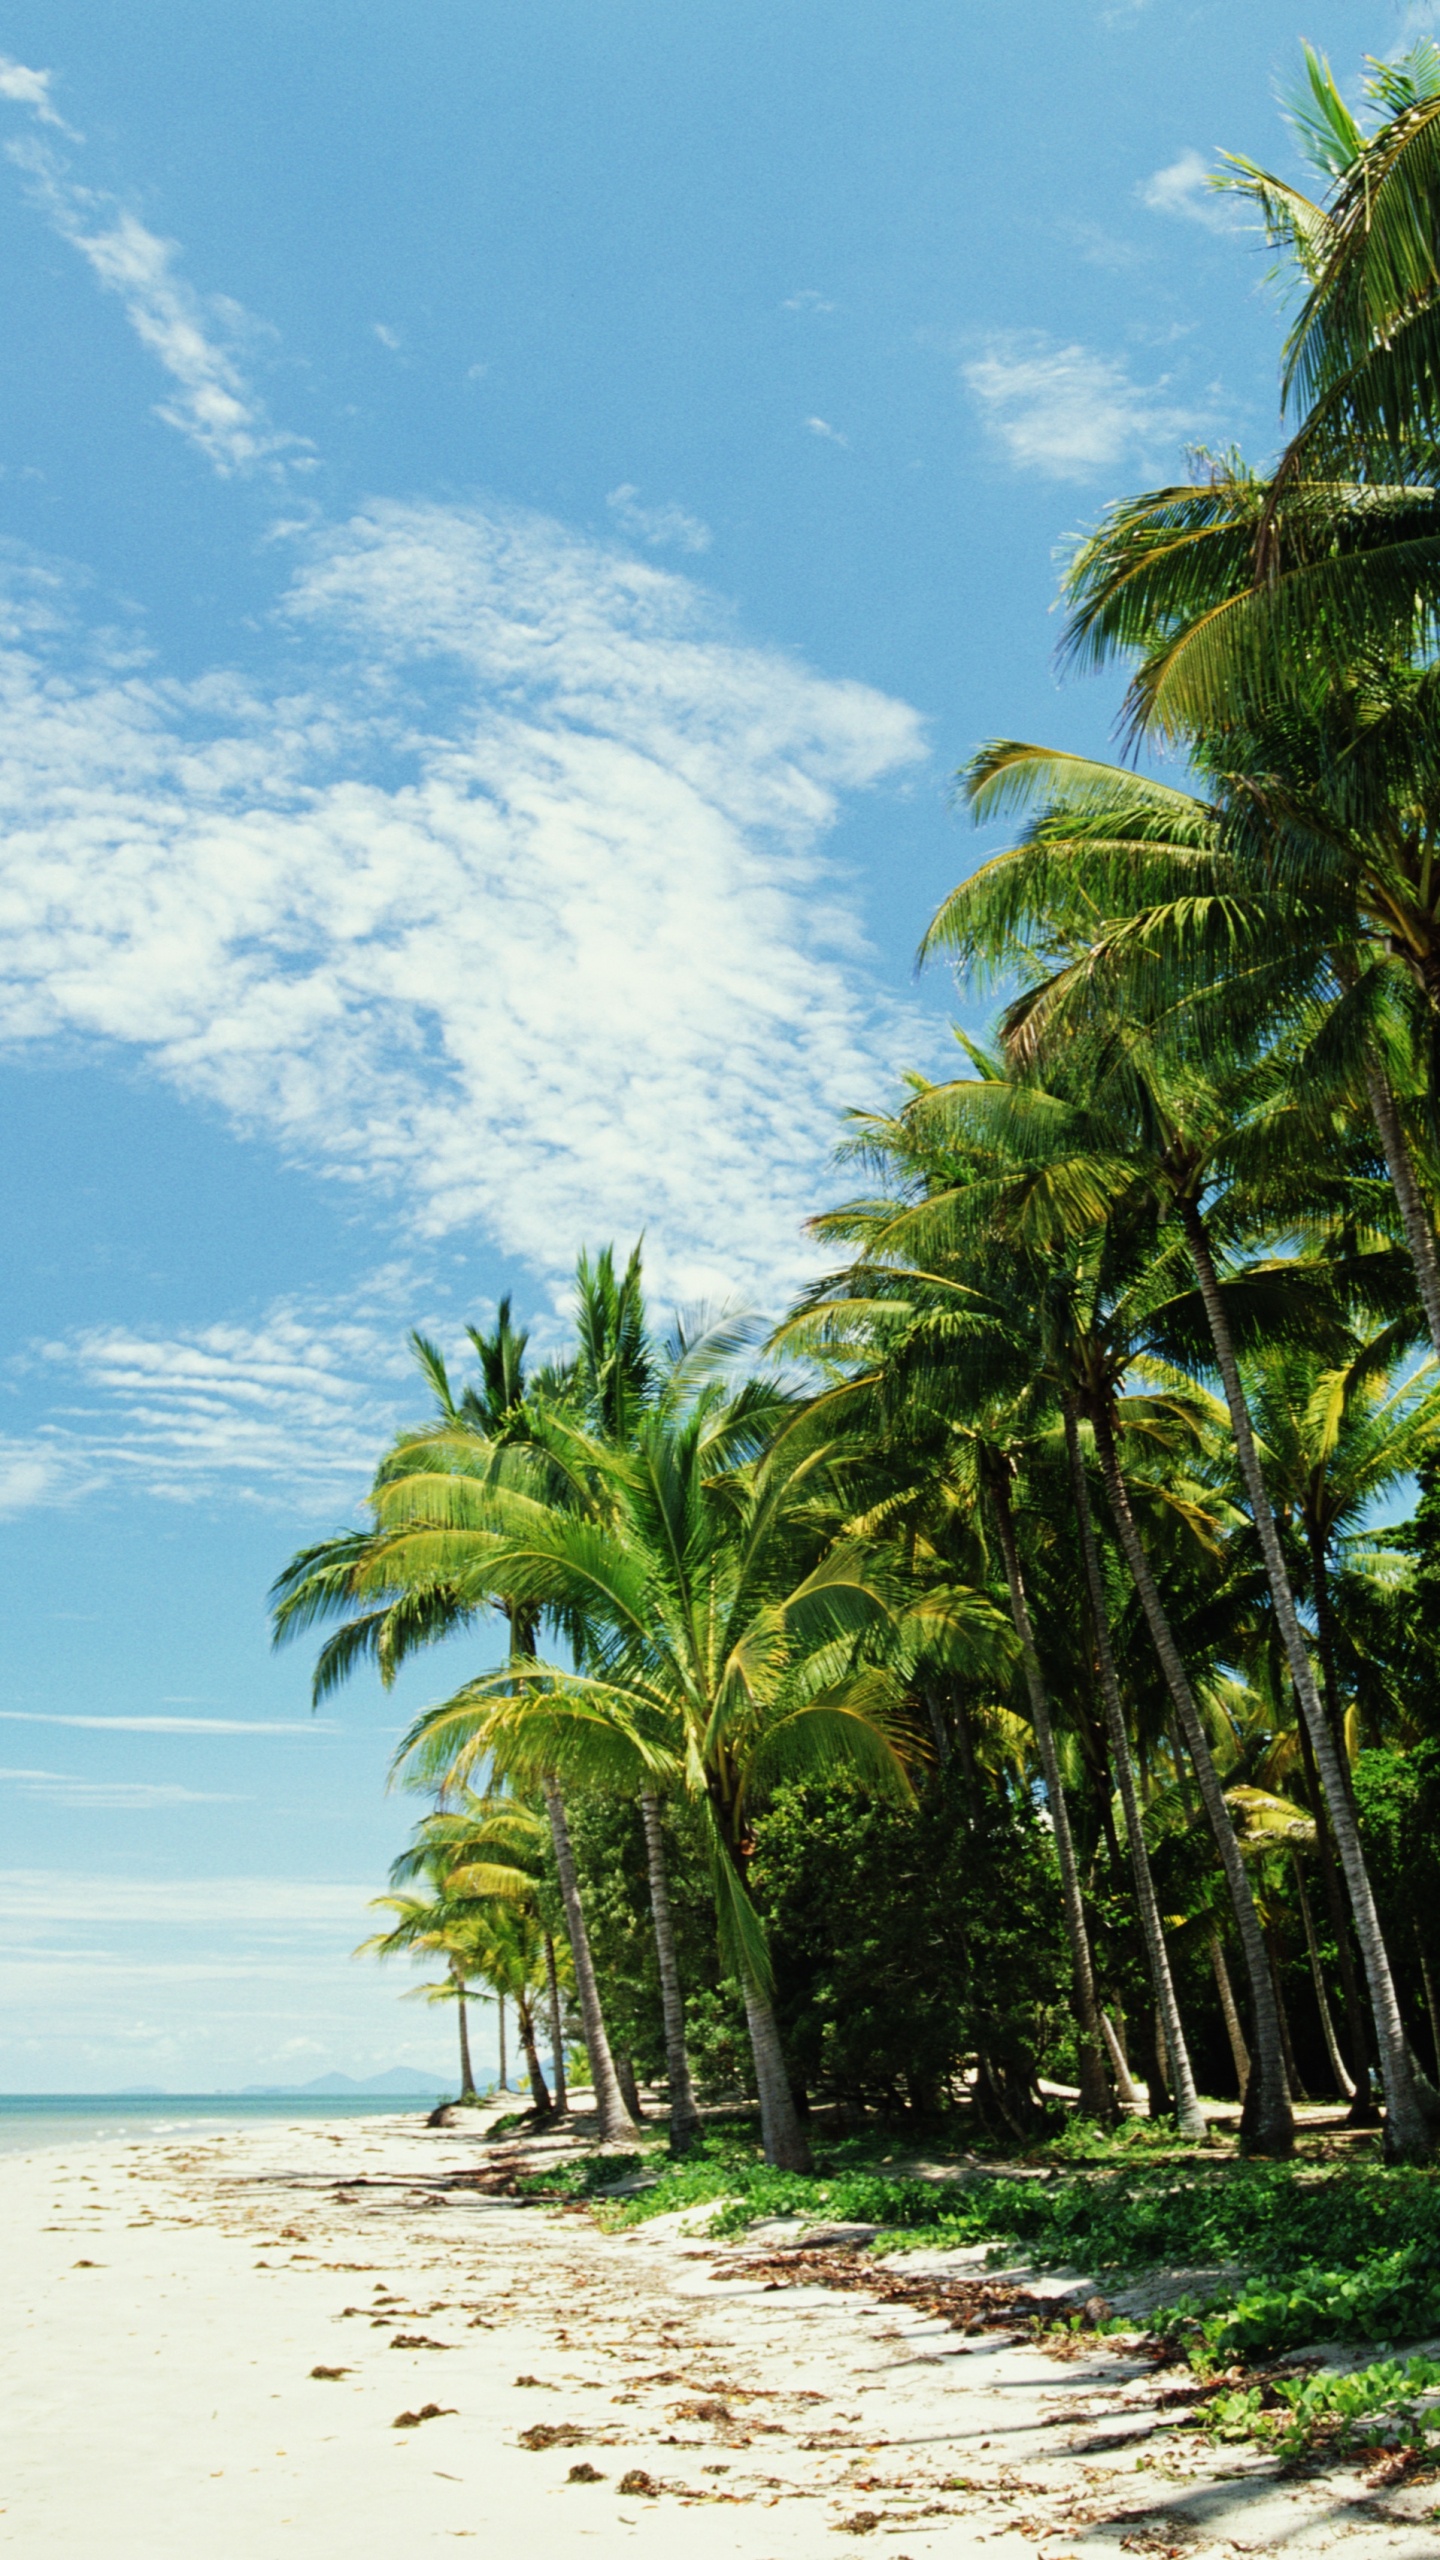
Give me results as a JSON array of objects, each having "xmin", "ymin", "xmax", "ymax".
[
  {"xmin": 40, "ymin": 1300, "xmax": 409, "ymax": 1502},
  {"xmin": 0, "ymin": 1441, "xmax": 93, "ymax": 1514},
  {"xmin": 0, "ymin": 1768, "xmax": 243, "ymax": 1806},
  {"xmin": 0, "ymin": 501, "xmax": 927, "ymax": 1312},
  {"xmin": 806, "ymin": 415, "xmax": 849, "ymax": 446},
  {"xmin": 782, "ymin": 289, "xmax": 836, "ymax": 314},
  {"xmin": 372, "ymin": 321, "xmax": 402, "ymax": 351},
  {"xmin": 605, "ymin": 483, "xmax": 711, "ymax": 554},
  {"xmin": 0, "ymin": 54, "xmax": 71, "ymax": 131},
  {"xmin": 0, "ymin": 121, "xmax": 308, "ymax": 477},
  {"xmin": 963, "ymin": 332, "xmax": 1207, "ymax": 480},
  {"xmin": 0, "ymin": 1285, "xmax": 422, "ymax": 1512},
  {"xmin": 1139, "ymin": 148, "xmax": 1239, "ymax": 234}
]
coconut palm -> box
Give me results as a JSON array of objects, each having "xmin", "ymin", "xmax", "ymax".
[
  {"xmin": 1048, "ymin": 47, "xmax": 1440, "ymax": 737},
  {"xmin": 892, "ymin": 1013, "xmax": 1440, "ymax": 2155},
  {"xmin": 925, "ymin": 730, "xmax": 1440, "ymax": 1372},
  {"xmin": 356, "ymin": 1887, "xmax": 494, "ymax": 2102},
  {"xmin": 272, "ymin": 1303, "xmax": 641, "ymax": 2144},
  {"xmin": 791, "ymin": 1109, "xmax": 1288, "ymax": 2147},
  {"xmin": 388, "ymin": 1384, "xmax": 922, "ymax": 2173},
  {"xmin": 548, "ymin": 1242, "xmax": 730, "ymax": 2152},
  {"xmin": 391, "ymin": 1787, "xmax": 567, "ymax": 2115}
]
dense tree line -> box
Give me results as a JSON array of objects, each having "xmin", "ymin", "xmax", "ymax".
[{"xmin": 276, "ymin": 43, "xmax": 1440, "ymax": 2169}]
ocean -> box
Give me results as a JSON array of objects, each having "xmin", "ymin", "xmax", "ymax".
[{"xmin": 0, "ymin": 2091, "xmax": 454, "ymax": 2157}]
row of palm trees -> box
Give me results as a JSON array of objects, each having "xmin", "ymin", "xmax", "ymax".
[{"xmin": 276, "ymin": 40, "xmax": 1440, "ymax": 2166}]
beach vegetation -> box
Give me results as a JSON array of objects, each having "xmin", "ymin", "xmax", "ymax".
[{"xmin": 275, "ymin": 33, "xmax": 1440, "ymax": 2346}]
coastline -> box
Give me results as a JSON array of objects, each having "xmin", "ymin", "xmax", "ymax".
[
  {"xmin": 0, "ymin": 2092, "xmax": 465, "ymax": 2159},
  {"xmin": 4, "ymin": 2111, "xmax": 1437, "ymax": 2557}
]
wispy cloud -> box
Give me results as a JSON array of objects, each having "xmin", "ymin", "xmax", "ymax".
[
  {"xmin": 0, "ymin": 54, "xmax": 73, "ymax": 132},
  {"xmin": 963, "ymin": 332, "xmax": 1208, "ymax": 480},
  {"xmin": 782, "ymin": 289, "xmax": 837, "ymax": 314},
  {"xmin": 0, "ymin": 1768, "xmax": 244, "ymax": 1806},
  {"xmin": 605, "ymin": 482, "xmax": 711, "ymax": 553},
  {"xmin": 1139, "ymin": 148, "xmax": 1241, "ymax": 234},
  {"xmin": 42, "ymin": 1300, "xmax": 408, "ymax": 1500},
  {"xmin": 0, "ymin": 1287, "xmax": 420, "ymax": 1513},
  {"xmin": 805, "ymin": 415, "xmax": 849, "ymax": 447},
  {"xmin": 0, "ymin": 502, "xmax": 926, "ymax": 1313},
  {"xmin": 0, "ymin": 1441, "xmax": 94, "ymax": 1515},
  {"xmin": 0, "ymin": 62, "xmax": 308, "ymax": 478}
]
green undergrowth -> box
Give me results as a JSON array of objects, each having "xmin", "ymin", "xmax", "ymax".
[
  {"xmin": 1197, "ymin": 2354, "xmax": 1440, "ymax": 2461},
  {"xmin": 1156, "ymin": 2247, "xmax": 1440, "ymax": 2366},
  {"xmin": 558, "ymin": 2132, "xmax": 1440, "ymax": 2367}
]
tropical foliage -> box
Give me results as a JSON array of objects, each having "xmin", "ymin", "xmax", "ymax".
[{"xmin": 278, "ymin": 38, "xmax": 1440, "ymax": 2177}]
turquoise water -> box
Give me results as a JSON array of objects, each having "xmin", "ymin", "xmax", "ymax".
[{"xmin": 0, "ymin": 2092, "xmax": 451, "ymax": 2157}]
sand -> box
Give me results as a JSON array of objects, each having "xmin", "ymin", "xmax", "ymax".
[{"xmin": 3, "ymin": 2110, "xmax": 1438, "ymax": 2557}]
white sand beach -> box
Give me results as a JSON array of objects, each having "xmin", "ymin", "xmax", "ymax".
[{"xmin": 3, "ymin": 2111, "xmax": 1438, "ymax": 2558}]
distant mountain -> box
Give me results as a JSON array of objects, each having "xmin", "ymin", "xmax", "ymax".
[{"xmin": 234, "ymin": 2067, "xmax": 451, "ymax": 2097}]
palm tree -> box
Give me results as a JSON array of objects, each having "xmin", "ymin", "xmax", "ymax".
[
  {"xmin": 389, "ymin": 1386, "xmax": 922, "ymax": 2173},
  {"xmin": 356, "ymin": 1887, "xmax": 492, "ymax": 2102},
  {"xmin": 391, "ymin": 1788, "xmax": 565, "ymax": 2115},
  {"xmin": 798, "ymin": 1080, "xmax": 1292, "ymax": 2146},
  {"xmin": 1043, "ymin": 48, "xmax": 1440, "ymax": 737},
  {"xmin": 1245, "ymin": 1330, "xmax": 1440, "ymax": 2091},
  {"xmin": 554, "ymin": 1243, "xmax": 715, "ymax": 2153},
  {"xmin": 925, "ymin": 730, "xmax": 1440, "ymax": 1371},
  {"xmin": 272, "ymin": 1304, "xmax": 641, "ymax": 2144},
  {"xmin": 784, "ymin": 1126, "xmax": 1265, "ymax": 2140},
  {"xmin": 894, "ymin": 1025, "xmax": 1440, "ymax": 2154},
  {"xmin": 1058, "ymin": 1401, "xmax": 1207, "ymax": 2139}
]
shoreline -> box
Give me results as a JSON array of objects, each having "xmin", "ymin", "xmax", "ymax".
[
  {"xmin": 4, "ymin": 2112, "xmax": 1437, "ymax": 2557},
  {"xmin": 0, "ymin": 2093, "xmax": 471, "ymax": 2159}
]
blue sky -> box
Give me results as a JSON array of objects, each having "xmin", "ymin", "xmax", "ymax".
[{"xmin": 0, "ymin": 0, "xmax": 1405, "ymax": 2090}]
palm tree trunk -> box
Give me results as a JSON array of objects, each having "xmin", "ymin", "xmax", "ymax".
[
  {"xmin": 1419, "ymin": 1935, "xmax": 1440, "ymax": 2080},
  {"xmin": 517, "ymin": 1995, "xmax": 552, "ymax": 2115},
  {"xmin": 544, "ymin": 1930, "xmax": 569, "ymax": 2118},
  {"xmin": 1064, "ymin": 1403, "xmax": 1207, "ymax": 2138},
  {"xmin": 541, "ymin": 1775, "xmax": 639, "ymax": 2143},
  {"xmin": 639, "ymin": 1788, "xmax": 703, "ymax": 2156},
  {"xmin": 951, "ymin": 1686, "xmax": 982, "ymax": 1823},
  {"xmin": 1151, "ymin": 2004, "xmax": 1172, "ymax": 2105},
  {"xmin": 497, "ymin": 1990, "xmax": 507, "ymax": 2093},
  {"xmin": 1305, "ymin": 1527, "xmax": 1357, "ymax": 1791},
  {"xmin": 989, "ymin": 1459, "xmax": 1113, "ymax": 2122},
  {"xmin": 923, "ymin": 1686, "xmax": 953, "ymax": 1769},
  {"xmin": 1364, "ymin": 1061, "xmax": 1440, "ymax": 1359},
  {"xmin": 1090, "ymin": 1401, "xmax": 1293, "ymax": 2153},
  {"xmin": 453, "ymin": 1962, "xmax": 476, "ymax": 2100},
  {"xmin": 1100, "ymin": 2011, "xmax": 1144, "ymax": 2109},
  {"xmin": 1292, "ymin": 1700, "xmax": 1376, "ymax": 2120},
  {"xmin": 614, "ymin": 2051, "xmax": 644, "ymax": 2119},
  {"xmin": 1265, "ymin": 1917, "xmax": 1310, "ymax": 2104},
  {"xmin": 1175, "ymin": 1195, "xmax": 1436, "ymax": 2161},
  {"xmin": 739, "ymin": 1969, "xmax": 812, "ymax": 2171},
  {"xmin": 1211, "ymin": 1932, "xmax": 1251, "ymax": 2099},
  {"xmin": 1292, "ymin": 1850, "xmax": 1356, "ymax": 2101}
]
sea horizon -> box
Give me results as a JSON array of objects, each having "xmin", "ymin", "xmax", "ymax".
[{"xmin": 0, "ymin": 2086, "xmax": 494, "ymax": 2157}]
